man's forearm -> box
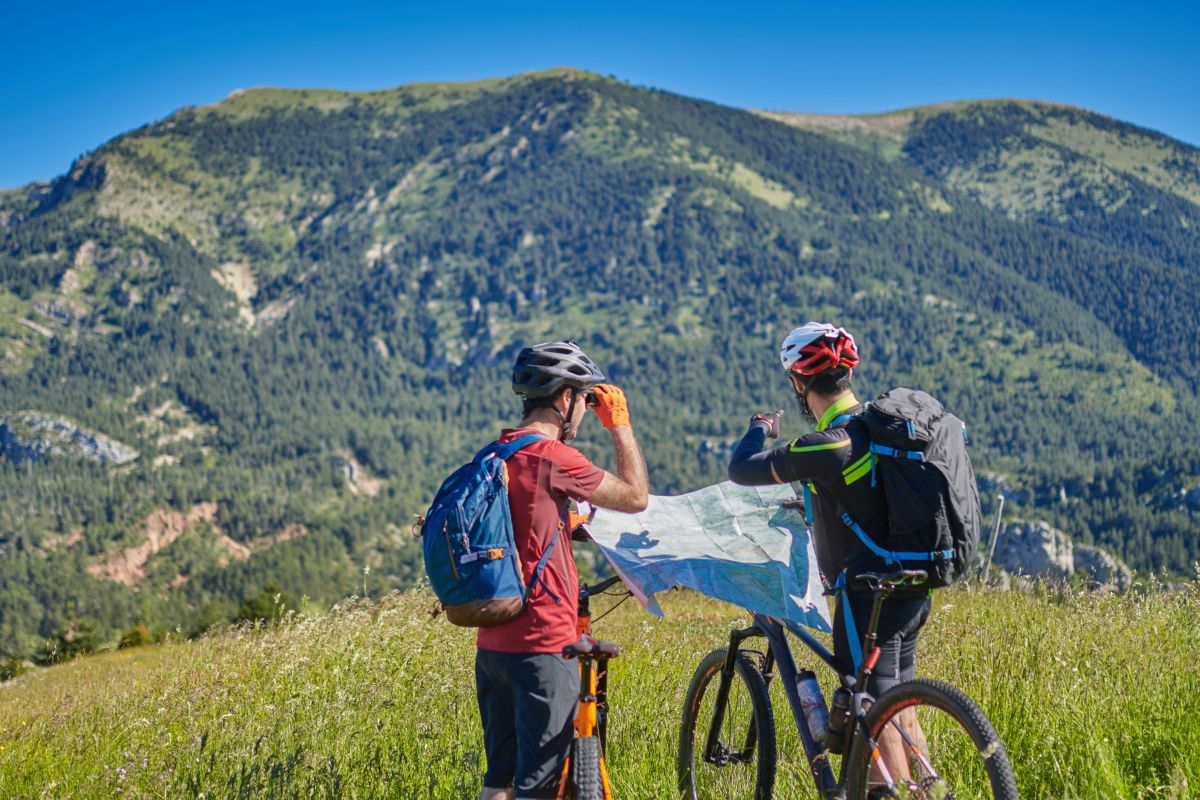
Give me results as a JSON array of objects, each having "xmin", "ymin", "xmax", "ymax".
[
  {"xmin": 586, "ymin": 385, "xmax": 650, "ymax": 512},
  {"xmin": 610, "ymin": 425, "xmax": 649, "ymax": 501}
]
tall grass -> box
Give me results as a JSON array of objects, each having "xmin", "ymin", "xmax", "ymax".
[{"xmin": 1, "ymin": 582, "xmax": 1196, "ymax": 799}]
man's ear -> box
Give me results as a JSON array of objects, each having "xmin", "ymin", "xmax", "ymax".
[{"xmin": 555, "ymin": 387, "xmax": 572, "ymax": 414}]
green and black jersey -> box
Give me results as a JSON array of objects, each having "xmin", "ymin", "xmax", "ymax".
[{"xmin": 728, "ymin": 396, "xmax": 888, "ymax": 583}]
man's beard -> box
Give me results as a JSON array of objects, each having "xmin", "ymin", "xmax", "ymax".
[{"xmin": 794, "ymin": 387, "xmax": 816, "ymax": 425}]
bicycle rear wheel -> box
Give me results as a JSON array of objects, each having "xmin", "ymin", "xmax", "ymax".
[
  {"xmin": 678, "ymin": 648, "xmax": 776, "ymax": 800},
  {"xmin": 845, "ymin": 678, "xmax": 1017, "ymax": 800}
]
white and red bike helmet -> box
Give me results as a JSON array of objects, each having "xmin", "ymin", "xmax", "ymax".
[{"xmin": 780, "ymin": 322, "xmax": 860, "ymax": 376}]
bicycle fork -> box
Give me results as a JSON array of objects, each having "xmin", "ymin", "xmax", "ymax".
[
  {"xmin": 706, "ymin": 622, "xmax": 841, "ymax": 798},
  {"xmin": 703, "ymin": 624, "xmax": 767, "ymax": 765},
  {"xmin": 575, "ymin": 655, "xmax": 611, "ymax": 740}
]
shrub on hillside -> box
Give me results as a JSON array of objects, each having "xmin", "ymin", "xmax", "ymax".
[
  {"xmin": 235, "ymin": 580, "xmax": 296, "ymax": 625},
  {"xmin": 191, "ymin": 600, "xmax": 234, "ymax": 638},
  {"xmin": 36, "ymin": 617, "xmax": 99, "ymax": 665},
  {"xmin": 0, "ymin": 656, "xmax": 27, "ymax": 682},
  {"xmin": 118, "ymin": 624, "xmax": 152, "ymax": 649}
]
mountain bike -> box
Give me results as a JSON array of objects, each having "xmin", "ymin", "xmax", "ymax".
[
  {"xmin": 678, "ymin": 569, "xmax": 1018, "ymax": 799},
  {"xmin": 560, "ymin": 569, "xmax": 628, "ymax": 800}
]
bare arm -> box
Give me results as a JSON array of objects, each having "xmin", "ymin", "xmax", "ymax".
[{"xmin": 588, "ymin": 425, "xmax": 649, "ymax": 513}]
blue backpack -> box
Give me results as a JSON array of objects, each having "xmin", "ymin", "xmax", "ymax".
[{"xmin": 421, "ymin": 434, "xmax": 564, "ymax": 627}]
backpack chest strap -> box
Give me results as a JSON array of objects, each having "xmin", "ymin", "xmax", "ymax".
[
  {"xmin": 460, "ymin": 547, "xmax": 515, "ymax": 564},
  {"xmin": 869, "ymin": 443, "xmax": 925, "ymax": 461}
]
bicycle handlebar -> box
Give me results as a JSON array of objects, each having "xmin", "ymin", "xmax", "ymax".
[{"xmin": 585, "ymin": 575, "xmax": 623, "ymax": 596}]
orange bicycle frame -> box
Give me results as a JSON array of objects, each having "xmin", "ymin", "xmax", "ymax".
[{"xmin": 558, "ymin": 591, "xmax": 617, "ymax": 799}]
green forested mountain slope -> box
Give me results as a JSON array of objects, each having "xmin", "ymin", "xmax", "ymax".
[
  {"xmin": 2, "ymin": 70, "xmax": 1198, "ymax": 658},
  {"xmin": 762, "ymin": 99, "xmax": 1200, "ymax": 271}
]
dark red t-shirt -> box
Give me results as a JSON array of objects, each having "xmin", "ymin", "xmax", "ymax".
[{"xmin": 476, "ymin": 428, "xmax": 605, "ymax": 654}]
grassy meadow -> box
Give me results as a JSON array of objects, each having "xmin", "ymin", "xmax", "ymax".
[{"xmin": 1, "ymin": 582, "xmax": 1197, "ymax": 799}]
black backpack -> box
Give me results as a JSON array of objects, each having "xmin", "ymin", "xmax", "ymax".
[{"xmin": 841, "ymin": 388, "xmax": 981, "ymax": 588}]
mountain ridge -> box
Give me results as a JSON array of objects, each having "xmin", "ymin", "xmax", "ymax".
[
  {"xmin": 1, "ymin": 68, "xmax": 1197, "ymax": 659},
  {"xmin": 9, "ymin": 67, "xmax": 1200, "ymax": 189}
]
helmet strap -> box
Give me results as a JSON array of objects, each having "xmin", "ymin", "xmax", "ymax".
[
  {"xmin": 559, "ymin": 388, "xmax": 580, "ymax": 440},
  {"xmin": 792, "ymin": 375, "xmax": 817, "ymax": 425}
]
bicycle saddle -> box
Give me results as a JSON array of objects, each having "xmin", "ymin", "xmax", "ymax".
[
  {"xmin": 853, "ymin": 569, "xmax": 929, "ymax": 591},
  {"xmin": 562, "ymin": 635, "xmax": 620, "ymax": 659}
]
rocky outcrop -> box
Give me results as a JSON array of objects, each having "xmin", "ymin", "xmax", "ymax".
[
  {"xmin": 1073, "ymin": 545, "xmax": 1134, "ymax": 593},
  {"xmin": 991, "ymin": 520, "xmax": 1132, "ymax": 591},
  {"xmin": 993, "ymin": 521, "xmax": 1072, "ymax": 576},
  {"xmin": 339, "ymin": 454, "xmax": 383, "ymax": 497},
  {"xmin": 32, "ymin": 158, "xmax": 107, "ymax": 216},
  {"xmin": 0, "ymin": 412, "xmax": 138, "ymax": 465}
]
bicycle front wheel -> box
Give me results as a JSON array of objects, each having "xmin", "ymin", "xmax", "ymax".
[
  {"xmin": 678, "ymin": 648, "xmax": 776, "ymax": 800},
  {"xmin": 845, "ymin": 678, "xmax": 1017, "ymax": 800},
  {"xmin": 571, "ymin": 735, "xmax": 604, "ymax": 800}
]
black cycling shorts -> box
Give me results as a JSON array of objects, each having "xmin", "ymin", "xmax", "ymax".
[
  {"xmin": 832, "ymin": 591, "xmax": 931, "ymax": 697},
  {"xmin": 475, "ymin": 649, "xmax": 579, "ymax": 799}
]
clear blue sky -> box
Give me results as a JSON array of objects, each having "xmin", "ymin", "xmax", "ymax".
[{"xmin": 2, "ymin": 1, "xmax": 1197, "ymax": 189}]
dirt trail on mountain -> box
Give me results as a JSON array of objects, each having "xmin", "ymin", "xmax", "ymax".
[{"xmin": 88, "ymin": 503, "xmax": 223, "ymax": 585}]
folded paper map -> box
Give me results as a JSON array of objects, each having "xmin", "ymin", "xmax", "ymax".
[{"xmin": 584, "ymin": 481, "xmax": 832, "ymax": 632}]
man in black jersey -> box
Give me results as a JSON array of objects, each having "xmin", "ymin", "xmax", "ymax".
[{"xmin": 727, "ymin": 322, "xmax": 930, "ymax": 785}]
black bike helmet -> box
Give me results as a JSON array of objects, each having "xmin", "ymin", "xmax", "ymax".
[{"xmin": 512, "ymin": 340, "xmax": 606, "ymax": 399}]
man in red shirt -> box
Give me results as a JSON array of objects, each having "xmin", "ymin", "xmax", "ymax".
[{"xmin": 477, "ymin": 340, "xmax": 648, "ymax": 800}]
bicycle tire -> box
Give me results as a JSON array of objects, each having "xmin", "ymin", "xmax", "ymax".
[
  {"xmin": 678, "ymin": 648, "xmax": 776, "ymax": 800},
  {"xmin": 845, "ymin": 678, "xmax": 1018, "ymax": 800},
  {"xmin": 571, "ymin": 735, "xmax": 604, "ymax": 800}
]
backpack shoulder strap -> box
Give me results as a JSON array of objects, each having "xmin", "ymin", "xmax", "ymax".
[
  {"xmin": 474, "ymin": 433, "xmax": 546, "ymax": 463},
  {"xmin": 840, "ymin": 509, "xmax": 955, "ymax": 566},
  {"xmin": 527, "ymin": 498, "xmax": 568, "ymax": 604},
  {"xmin": 477, "ymin": 433, "xmax": 564, "ymax": 604}
]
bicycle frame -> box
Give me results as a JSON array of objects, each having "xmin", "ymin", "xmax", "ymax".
[
  {"xmin": 560, "ymin": 576, "xmax": 620, "ymax": 799},
  {"xmin": 573, "ymin": 596, "xmax": 612, "ymax": 746},
  {"xmin": 703, "ymin": 603, "xmax": 898, "ymax": 800},
  {"xmin": 688, "ymin": 565, "xmax": 1017, "ymax": 800}
]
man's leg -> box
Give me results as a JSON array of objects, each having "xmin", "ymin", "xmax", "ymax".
[
  {"xmin": 868, "ymin": 631, "xmax": 912, "ymax": 784},
  {"xmin": 510, "ymin": 653, "xmax": 580, "ymax": 800},
  {"xmin": 869, "ymin": 596, "xmax": 932, "ymax": 787},
  {"xmin": 477, "ymin": 649, "xmax": 518, "ymax": 799},
  {"xmin": 834, "ymin": 592, "xmax": 932, "ymax": 789},
  {"xmin": 875, "ymin": 714, "xmax": 914, "ymax": 784}
]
